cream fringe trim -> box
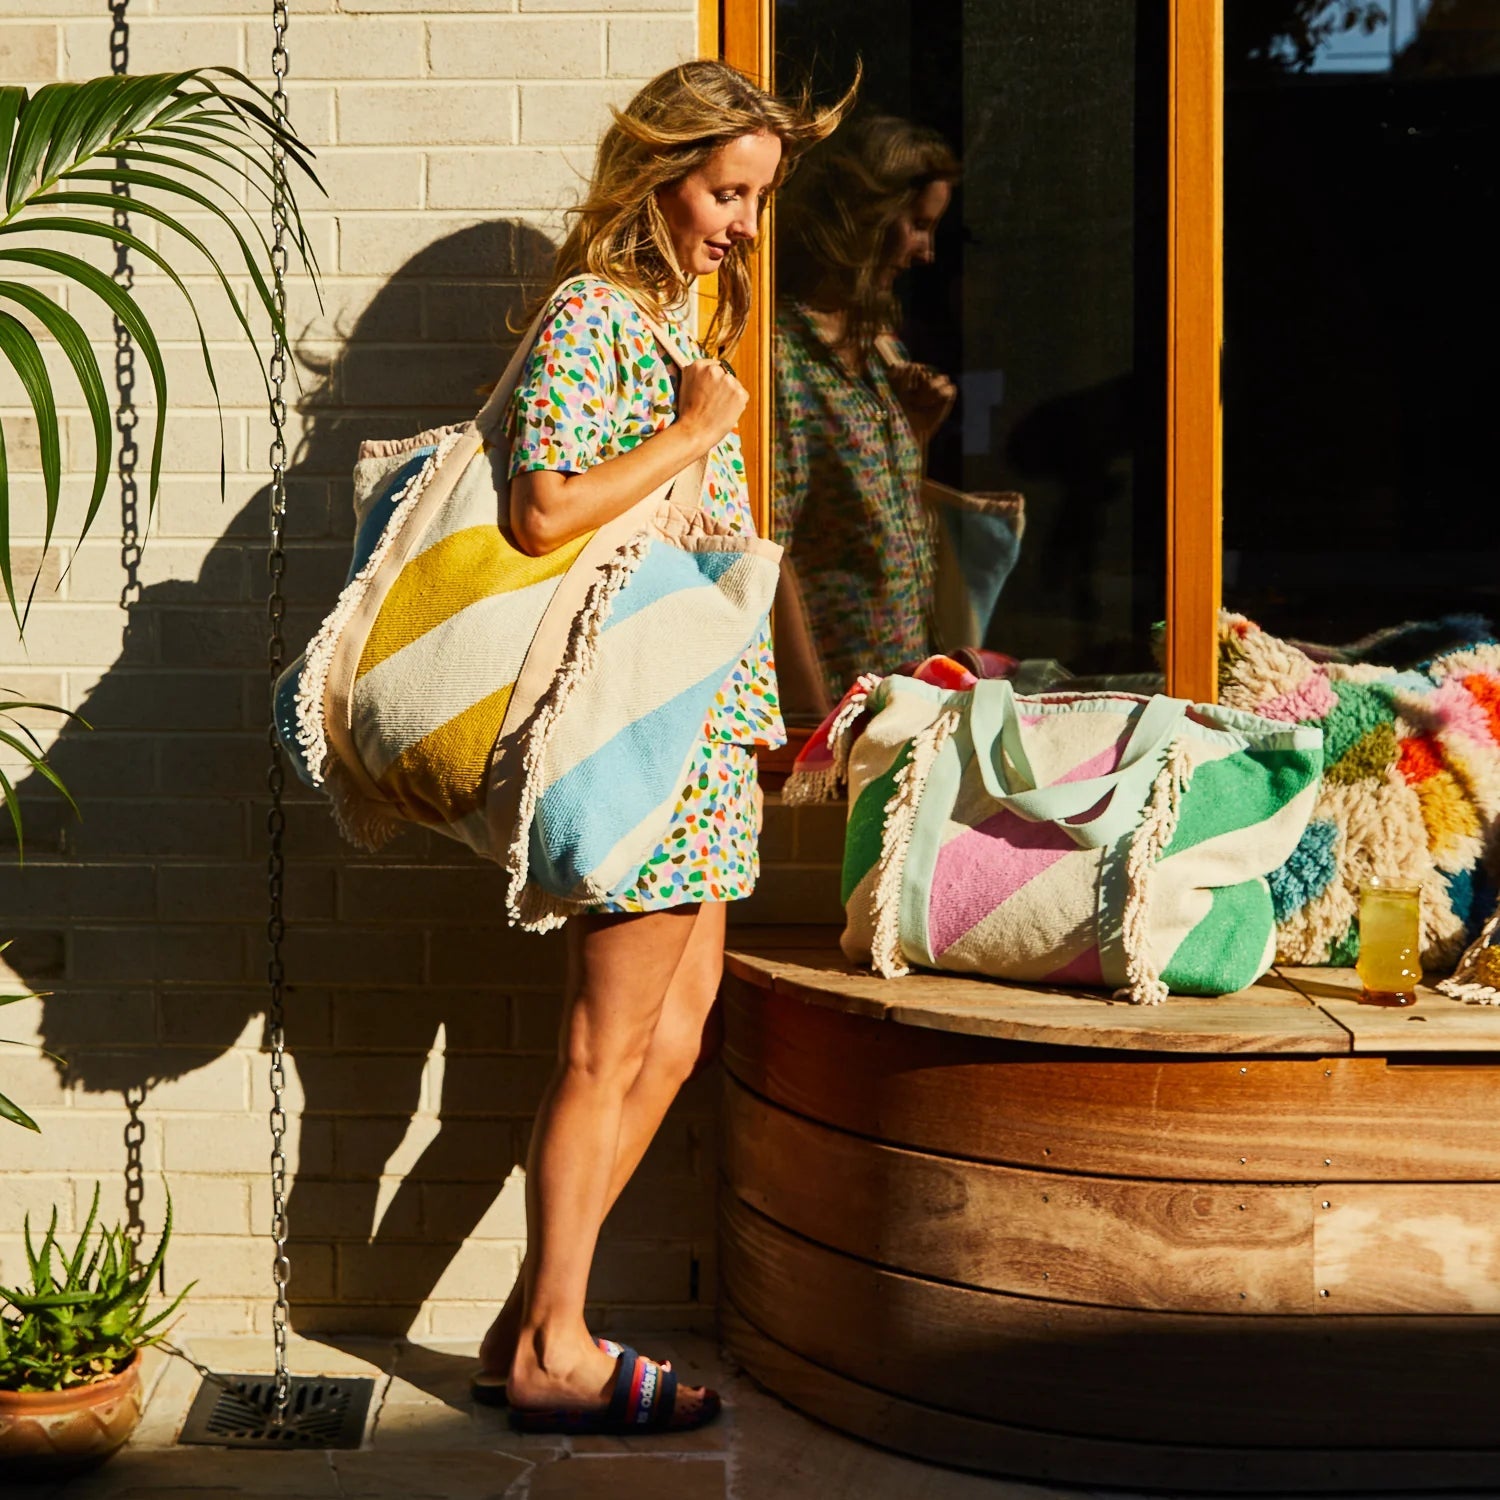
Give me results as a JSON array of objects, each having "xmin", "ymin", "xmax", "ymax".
[
  {"xmin": 1115, "ymin": 740, "xmax": 1195, "ymax": 1006},
  {"xmin": 870, "ymin": 705, "xmax": 963, "ymax": 978},
  {"xmin": 324, "ymin": 757, "xmax": 406, "ymax": 853},
  {"xmin": 779, "ymin": 764, "xmax": 842, "ymax": 807},
  {"xmin": 504, "ymin": 534, "xmax": 654, "ymax": 933},
  {"xmin": 782, "ymin": 673, "xmax": 884, "ymax": 807},
  {"xmin": 1438, "ymin": 903, "xmax": 1500, "ymax": 1004},
  {"xmin": 294, "ymin": 427, "xmax": 469, "ymax": 794}
]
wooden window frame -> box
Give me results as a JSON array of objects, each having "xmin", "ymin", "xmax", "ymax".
[{"xmin": 711, "ymin": 0, "xmax": 1222, "ymax": 706}]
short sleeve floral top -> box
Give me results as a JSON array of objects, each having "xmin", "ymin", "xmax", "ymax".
[
  {"xmin": 507, "ymin": 275, "xmax": 784, "ymax": 750},
  {"xmin": 773, "ymin": 300, "xmax": 935, "ymax": 701}
]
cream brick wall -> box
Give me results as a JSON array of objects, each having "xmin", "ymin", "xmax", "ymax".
[{"xmin": 0, "ymin": 1, "xmax": 843, "ymax": 1347}]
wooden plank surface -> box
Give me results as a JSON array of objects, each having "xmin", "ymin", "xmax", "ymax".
[
  {"xmin": 723, "ymin": 982, "xmax": 1500, "ymax": 1180},
  {"xmin": 722, "ymin": 1304, "xmax": 1500, "ymax": 1494},
  {"xmin": 720, "ymin": 1193, "xmax": 1500, "ymax": 1450},
  {"xmin": 724, "ymin": 1077, "xmax": 1314, "ymax": 1312},
  {"xmin": 1315, "ymin": 1184, "xmax": 1500, "ymax": 1313},
  {"xmin": 1281, "ymin": 966, "xmax": 1500, "ymax": 1053},
  {"xmin": 725, "ymin": 947, "xmax": 1350, "ymax": 1054}
]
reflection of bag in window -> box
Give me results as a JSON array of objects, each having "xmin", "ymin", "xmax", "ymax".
[
  {"xmin": 921, "ymin": 479, "xmax": 1024, "ymax": 652},
  {"xmin": 874, "ymin": 335, "xmax": 1026, "ymax": 653}
]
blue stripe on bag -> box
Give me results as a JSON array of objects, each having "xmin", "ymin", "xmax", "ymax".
[
  {"xmin": 601, "ymin": 545, "xmax": 744, "ymax": 632},
  {"xmin": 530, "ymin": 657, "xmax": 746, "ymax": 893}
]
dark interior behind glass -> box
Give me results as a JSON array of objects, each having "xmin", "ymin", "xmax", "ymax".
[
  {"xmin": 1223, "ymin": 1, "xmax": 1500, "ymax": 650},
  {"xmin": 771, "ymin": 1, "xmax": 1168, "ymax": 717}
]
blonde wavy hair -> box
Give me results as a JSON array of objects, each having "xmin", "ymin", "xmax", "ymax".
[
  {"xmin": 777, "ymin": 114, "xmax": 960, "ymax": 366},
  {"xmin": 541, "ymin": 60, "xmax": 855, "ymax": 357}
]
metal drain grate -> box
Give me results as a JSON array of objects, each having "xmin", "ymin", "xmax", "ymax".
[{"xmin": 179, "ymin": 1373, "xmax": 376, "ymax": 1449}]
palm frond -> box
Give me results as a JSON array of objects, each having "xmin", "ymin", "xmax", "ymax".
[
  {"xmin": 0, "ymin": 69, "xmax": 321, "ymax": 626},
  {"xmin": 0, "ymin": 693, "xmax": 79, "ymax": 861},
  {"xmin": 0, "ymin": 281, "xmax": 110, "ymax": 625},
  {"xmin": 0, "ymin": 309, "xmax": 59, "ymax": 628},
  {"xmin": 0, "ymin": 242, "xmax": 174, "ymax": 525},
  {"xmin": 0, "ymin": 1088, "xmax": 39, "ymax": 1131}
]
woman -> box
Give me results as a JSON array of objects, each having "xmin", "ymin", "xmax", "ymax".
[
  {"xmin": 773, "ymin": 114, "xmax": 962, "ymax": 713},
  {"xmin": 470, "ymin": 62, "xmax": 846, "ymax": 1435}
]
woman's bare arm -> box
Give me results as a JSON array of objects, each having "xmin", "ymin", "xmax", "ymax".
[{"xmin": 510, "ymin": 358, "xmax": 746, "ymax": 556}]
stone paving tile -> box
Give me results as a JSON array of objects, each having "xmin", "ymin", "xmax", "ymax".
[
  {"xmin": 35, "ymin": 1332, "xmax": 1219, "ymax": 1500},
  {"xmin": 47, "ymin": 1447, "xmax": 342, "ymax": 1496},
  {"xmin": 569, "ymin": 1420, "xmax": 730, "ymax": 1456},
  {"xmin": 467, "ymin": 1404, "xmax": 574, "ymax": 1460},
  {"xmin": 330, "ymin": 1449, "xmax": 533, "ymax": 1498},
  {"xmin": 527, "ymin": 1455, "xmax": 727, "ymax": 1500},
  {"xmin": 370, "ymin": 1398, "xmax": 502, "ymax": 1451},
  {"xmin": 130, "ymin": 1344, "xmax": 202, "ymax": 1447},
  {"xmin": 720, "ymin": 1369, "xmax": 1072, "ymax": 1500},
  {"xmin": 0, "ymin": 1480, "xmax": 63, "ymax": 1500}
]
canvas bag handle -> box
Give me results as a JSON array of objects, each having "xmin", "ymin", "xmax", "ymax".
[
  {"xmin": 967, "ymin": 680, "xmax": 1188, "ymax": 849},
  {"xmin": 467, "ymin": 279, "xmax": 709, "ymax": 540}
]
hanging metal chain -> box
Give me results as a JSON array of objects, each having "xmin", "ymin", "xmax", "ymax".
[
  {"xmin": 265, "ymin": 0, "xmax": 294, "ymax": 1429},
  {"xmin": 109, "ymin": 2, "xmax": 142, "ymax": 609},
  {"xmin": 111, "ymin": 0, "xmax": 149, "ymax": 1259},
  {"xmin": 109, "ymin": 1, "xmax": 142, "ymax": 613},
  {"xmin": 121, "ymin": 1086, "xmax": 147, "ymax": 1259}
]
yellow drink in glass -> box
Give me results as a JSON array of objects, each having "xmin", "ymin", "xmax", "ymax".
[{"xmin": 1356, "ymin": 881, "xmax": 1423, "ymax": 1005}]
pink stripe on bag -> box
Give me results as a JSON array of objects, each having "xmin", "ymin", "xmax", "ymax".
[
  {"xmin": 1041, "ymin": 943, "xmax": 1105, "ymax": 986},
  {"xmin": 927, "ymin": 739, "xmax": 1126, "ymax": 955}
]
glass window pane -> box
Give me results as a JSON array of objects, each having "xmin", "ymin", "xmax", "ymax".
[
  {"xmin": 1223, "ymin": 1, "xmax": 1500, "ymax": 648},
  {"xmin": 771, "ymin": 2, "xmax": 1168, "ymax": 718}
]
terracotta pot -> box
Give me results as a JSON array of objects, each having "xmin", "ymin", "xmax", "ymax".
[{"xmin": 0, "ymin": 1351, "xmax": 144, "ymax": 1479}]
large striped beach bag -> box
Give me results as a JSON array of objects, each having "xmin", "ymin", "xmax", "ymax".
[
  {"xmin": 787, "ymin": 670, "xmax": 1323, "ymax": 1002},
  {"xmin": 275, "ymin": 281, "xmax": 782, "ymax": 930}
]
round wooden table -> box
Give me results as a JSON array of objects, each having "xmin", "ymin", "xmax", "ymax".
[{"xmin": 719, "ymin": 939, "xmax": 1500, "ymax": 1493}]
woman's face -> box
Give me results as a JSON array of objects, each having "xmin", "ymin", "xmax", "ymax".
[
  {"xmin": 881, "ymin": 178, "xmax": 953, "ymax": 287},
  {"xmin": 657, "ymin": 130, "xmax": 784, "ymax": 278}
]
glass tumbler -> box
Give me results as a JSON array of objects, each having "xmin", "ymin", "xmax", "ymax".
[{"xmin": 1356, "ymin": 879, "xmax": 1423, "ymax": 1005}]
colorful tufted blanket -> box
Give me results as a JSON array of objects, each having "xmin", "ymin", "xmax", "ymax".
[{"xmin": 1220, "ymin": 613, "xmax": 1500, "ymax": 990}]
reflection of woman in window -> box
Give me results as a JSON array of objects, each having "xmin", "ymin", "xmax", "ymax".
[{"xmin": 773, "ymin": 114, "xmax": 960, "ymax": 712}]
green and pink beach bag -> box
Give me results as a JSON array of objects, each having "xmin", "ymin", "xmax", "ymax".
[{"xmin": 786, "ymin": 667, "xmax": 1324, "ymax": 1003}]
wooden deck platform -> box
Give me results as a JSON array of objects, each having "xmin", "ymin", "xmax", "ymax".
[{"xmin": 718, "ymin": 938, "xmax": 1500, "ymax": 1492}]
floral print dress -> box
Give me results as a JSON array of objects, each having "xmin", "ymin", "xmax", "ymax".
[
  {"xmin": 773, "ymin": 300, "xmax": 935, "ymax": 702},
  {"xmin": 507, "ymin": 275, "xmax": 784, "ymax": 911}
]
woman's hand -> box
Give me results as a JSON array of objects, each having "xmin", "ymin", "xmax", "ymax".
[
  {"xmin": 888, "ymin": 361, "xmax": 957, "ymax": 445},
  {"xmin": 676, "ymin": 359, "xmax": 748, "ymax": 453}
]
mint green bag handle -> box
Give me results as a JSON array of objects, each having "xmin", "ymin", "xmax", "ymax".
[{"xmin": 967, "ymin": 680, "xmax": 1189, "ymax": 848}]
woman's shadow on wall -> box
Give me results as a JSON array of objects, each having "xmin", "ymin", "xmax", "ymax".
[{"xmin": 6, "ymin": 221, "xmax": 563, "ymax": 1351}]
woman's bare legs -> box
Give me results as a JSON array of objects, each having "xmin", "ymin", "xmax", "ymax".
[
  {"xmin": 504, "ymin": 903, "xmax": 725, "ymax": 1410},
  {"xmin": 481, "ymin": 902, "xmax": 725, "ymax": 1378}
]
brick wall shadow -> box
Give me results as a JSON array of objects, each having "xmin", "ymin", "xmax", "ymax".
[{"xmin": 0, "ymin": 221, "xmax": 682, "ymax": 1338}]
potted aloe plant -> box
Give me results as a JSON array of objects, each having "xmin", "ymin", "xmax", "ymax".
[{"xmin": 0, "ymin": 1185, "xmax": 191, "ymax": 1477}]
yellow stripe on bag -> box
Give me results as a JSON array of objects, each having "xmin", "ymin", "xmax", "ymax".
[
  {"xmin": 357, "ymin": 525, "xmax": 588, "ymax": 679},
  {"xmin": 376, "ymin": 680, "xmax": 516, "ymax": 825}
]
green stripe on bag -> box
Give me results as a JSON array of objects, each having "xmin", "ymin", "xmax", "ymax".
[
  {"xmin": 842, "ymin": 746, "xmax": 910, "ymax": 904},
  {"xmin": 1161, "ymin": 878, "xmax": 1276, "ymax": 995},
  {"xmin": 1161, "ymin": 747, "xmax": 1322, "ymax": 859}
]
